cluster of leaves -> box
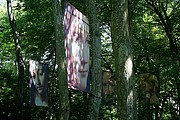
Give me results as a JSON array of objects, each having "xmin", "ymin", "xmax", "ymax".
[{"xmin": 0, "ymin": 68, "xmax": 18, "ymax": 119}]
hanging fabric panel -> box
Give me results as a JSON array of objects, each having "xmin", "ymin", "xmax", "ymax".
[{"xmin": 64, "ymin": 1, "xmax": 90, "ymax": 92}]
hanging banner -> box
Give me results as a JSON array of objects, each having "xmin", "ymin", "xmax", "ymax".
[
  {"xmin": 102, "ymin": 71, "xmax": 116, "ymax": 104},
  {"xmin": 64, "ymin": 1, "xmax": 90, "ymax": 92},
  {"xmin": 29, "ymin": 60, "xmax": 48, "ymax": 106}
]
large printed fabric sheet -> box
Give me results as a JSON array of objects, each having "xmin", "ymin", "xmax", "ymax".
[
  {"xmin": 29, "ymin": 60, "xmax": 48, "ymax": 106},
  {"xmin": 102, "ymin": 71, "xmax": 116, "ymax": 104},
  {"xmin": 64, "ymin": 1, "xmax": 90, "ymax": 92}
]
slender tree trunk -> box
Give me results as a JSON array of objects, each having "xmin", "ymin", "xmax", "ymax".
[
  {"xmin": 129, "ymin": 1, "xmax": 137, "ymax": 119},
  {"xmin": 7, "ymin": 0, "xmax": 25, "ymax": 120},
  {"xmin": 52, "ymin": 0, "xmax": 70, "ymax": 119},
  {"xmin": 111, "ymin": 0, "xmax": 135, "ymax": 120},
  {"xmin": 85, "ymin": 0, "xmax": 102, "ymax": 120}
]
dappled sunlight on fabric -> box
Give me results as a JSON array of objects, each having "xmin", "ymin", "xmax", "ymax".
[{"xmin": 63, "ymin": 1, "xmax": 90, "ymax": 92}]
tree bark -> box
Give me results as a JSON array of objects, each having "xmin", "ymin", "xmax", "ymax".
[
  {"xmin": 7, "ymin": 0, "xmax": 25, "ymax": 120},
  {"xmin": 111, "ymin": 0, "xmax": 135, "ymax": 120},
  {"xmin": 52, "ymin": 0, "xmax": 70, "ymax": 119},
  {"xmin": 85, "ymin": 0, "xmax": 102, "ymax": 120}
]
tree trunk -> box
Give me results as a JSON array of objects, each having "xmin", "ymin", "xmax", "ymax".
[
  {"xmin": 7, "ymin": 0, "xmax": 25, "ymax": 120},
  {"xmin": 52, "ymin": 0, "xmax": 70, "ymax": 119},
  {"xmin": 111, "ymin": 0, "xmax": 135, "ymax": 120},
  {"xmin": 85, "ymin": 0, "xmax": 102, "ymax": 120}
]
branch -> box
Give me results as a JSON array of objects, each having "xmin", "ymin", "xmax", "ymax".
[{"xmin": 101, "ymin": 55, "xmax": 114, "ymax": 73}]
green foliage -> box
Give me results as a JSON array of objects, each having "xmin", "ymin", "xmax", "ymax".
[
  {"xmin": 0, "ymin": 68, "xmax": 18, "ymax": 119},
  {"xmin": 16, "ymin": 0, "xmax": 55, "ymax": 60},
  {"xmin": 99, "ymin": 104, "xmax": 118, "ymax": 120},
  {"xmin": 69, "ymin": 91, "xmax": 88, "ymax": 120},
  {"xmin": 133, "ymin": 0, "xmax": 180, "ymax": 120}
]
